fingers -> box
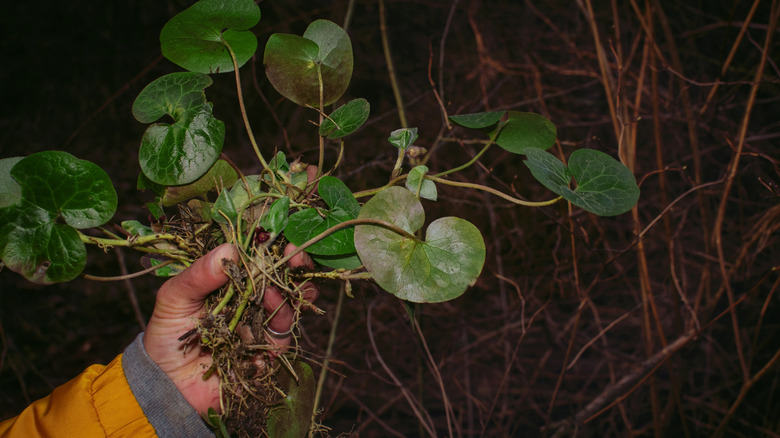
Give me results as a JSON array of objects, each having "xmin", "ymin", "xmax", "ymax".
[
  {"xmin": 156, "ymin": 243, "xmax": 239, "ymax": 315},
  {"xmin": 263, "ymin": 244, "xmax": 320, "ymax": 348}
]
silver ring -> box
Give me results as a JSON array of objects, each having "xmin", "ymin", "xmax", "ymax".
[{"xmin": 266, "ymin": 326, "xmax": 293, "ymax": 339}]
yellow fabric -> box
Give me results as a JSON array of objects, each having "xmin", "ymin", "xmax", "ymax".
[{"xmin": 0, "ymin": 354, "xmax": 157, "ymax": 438}]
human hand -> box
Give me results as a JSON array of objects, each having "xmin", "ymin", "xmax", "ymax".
[{"xmin": 142, "ymin": 243, "xmax": 318, "ymax": 414}]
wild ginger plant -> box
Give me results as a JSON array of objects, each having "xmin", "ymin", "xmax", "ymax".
[{"xmin": 0, "ymin": 0, "xmax": 639, "ymax": 435}]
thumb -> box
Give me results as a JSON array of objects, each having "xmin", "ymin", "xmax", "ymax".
[{"xmin": 156, "ymin": 244, "xmax": 239, "ymax": 311}]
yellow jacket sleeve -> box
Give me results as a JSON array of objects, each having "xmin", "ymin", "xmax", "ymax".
[{"xmin": 0, "ymin": 354, "xmax": 157, "ymax": 437}]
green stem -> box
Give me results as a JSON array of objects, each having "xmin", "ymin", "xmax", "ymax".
[
  {"xmin": 78, "ymin": 230, "xmax": 190, "ymax": 253},
  {"xmin": 228, "ymin": 280, "xmax": 254, "ymax": 332},
  {"xmin": 379, "ymin": 0, "xmax": 407, "ymax": 128},
  {"xmin": 312, "ymin": 282, "xmax": 346, "ymax": 430},
  {"xmin": 432, "ymin": 134, "xmax": 496, "ymax": 179},
  {"xmin": 426, "ymin": 175, "xmax": 562, "ymax": 207},
  {"xmin": 211, "ymin": 283, "xmax": 236, "ymax": 316},
  {"xmin": 317, "ymin": 64, "xmax": 325, "ymax": 178},
  {"xmin": 222, "ymin": 36, "xmax": 277, "ymax": 188},
  {"xmin": 273, "ymin": 218, "xmax": 419, "ymax": 270}
]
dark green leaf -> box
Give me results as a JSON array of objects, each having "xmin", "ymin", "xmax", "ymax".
[
  {"xmin": 0, "ymin": 202, "xmax": 86, "ymax": 284},
  {"xmin": 388, "ymin": 127, "xmax": 418, "ymax": 150},
  {"xmin": 319, "ymin": 98, "xmax": 370, "ymax": 139},
  {"xmin": 139, "ymin": 103, "xmax": 225, "ymax": 186},
  {"xmin": 212, "ymin": 188, "xmax": 238, "ymax": 225},
  {"xmin": 132, "ymin": 72, "xmax": 214, "ymax": 123},
  {"xmin": 448, "ymin": 111, "xmax": 506, "ymax": 129},
  {"xmin": 494, "ymin": 111, "xmax": 557, "ymax": 153},
  {"xmin": 0, "ymin": 157, "xmax": 23, "ymax": 208},
  {"xmin": 160, "ymin": 0, "xmax": 261, "ymax": 74},
  {"xmin": 11, "ymin": 151, "xmax": 117, "ymax": 229},
  {"xmin": 134, "ymin": 73, "xmax": 225, "ymax": 186},
  {"xmin": 523, "ymin": 148, "xmax": 640, "ymax": 216},
  {"xmin": 522, "ymin": 147, "xmax": 571, "ymax": 192},
  {"xmin": 354, "ymin": 187, "xmax": 485, "ymax": 303},
  {"xmin": 264, "ymin": 20, "xmax": 353, "ymax": 107},
  {"xmin": 267, "ymin": 361, "xmax": 315, "ymax": 438},
  {"xmin": 312, "ymin": 252, "xmax": 362, "ymax": 270},
  {"xmin": 260, "ymin": 196, "xmax": 290, "ymax": 236},
  {"xmin": 284, "ymin": 176, "xmax": 359, "ymax": 255},
  {"xmin": 405, "ymin": 165, "xmax": 437, "ymax": 201},
  {"xmin": 137, "ymin": 172, "xmax": 166, "ymax": 197}
]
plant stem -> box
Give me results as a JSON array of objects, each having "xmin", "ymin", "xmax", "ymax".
[
  {"xmin": 432, "ymin": 131, "xmax": 497, "ymax": 178},
  {"xmin": 228, "ymin": 279, "xmax": 254, "ymax": 332},
  {"xmin": 379, "ymin": 0, "xmax": 408, "ymax": 128},
  {"xmin": 317, "ymin": 64, "xmax": 325, "ymax": 177},
  {"xmin": 426, "ymin": 175, "xmax": 561, "ymax": 207},
  {"xmin": 273, "ymin": 218, "xmax": 418, "ymax": 270},
  {"xmin": 312, "ymin": 282, "xmax": 346, "ymax": 432},
  {"xmin": 221, "ymin": 36, "xmax": 276, "ymax": 187},
  {"xmin": 82, "ymin": 259, "xmax": 174, "ymax": 282}
]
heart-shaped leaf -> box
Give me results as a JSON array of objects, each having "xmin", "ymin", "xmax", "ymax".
[
  {"xmin": 134, "ymin": 73, "xmax": 225, "ymax": 186},
  {"xmin": 319, "ymin": 98, "xmax": 370, "ymax": 139},
  {"xmin": 449, "ymin": 111, "xmax": 506, "ymax": 129},
  {"xmin": 267, "ymin": 361, "xmax": 315, "ymax": 438},
  {"xmin": 494, "ymin": 111, "xmax": 557, "ymax": 153},
  {"xmin": 0, "ymin": 151, "xmax": 117, "ymax": 284},
  {"xmin": 284, "ymin": 176, "xmax": 359, "ymax": 255},
  {"xmin": 355, "ymin": 187, "xmax": 485, "ymax": 303},
  {"xmin": 132, "ymin": 72, "xmax": 214, "ymax": 124},
  {"xmin": 160, "ymin": 0, "xmax": 261, "ymax": 74},
  {"xmin": 139, "ymin": 104, "xmax": 225, "ymax": 186},
  {"xmin": 524, "ymin": 148, "xmax": 640, "ymax": 216},
  {"xmin": 0, "ymin": 157, "xmax": 23, "ymax": 208},
  {"xmin": 11, "ymin": 151, "xmax": 117, "ymax": 229},
  {"xmin": 264, "ymin": 20, "xmax": 353, "ymax": 107},
  {"xmin": 0, "ymin": 204, "xmax": 86, "ymax": 284},
  {"xmin": 388, "ymin": 127, "xmax": 418, "ymax": 150},
  {"xmin": 260, "ymin": 196, "xmax": 290, "ymax": 236},
  {"xmin": 405, "ymin": 165, "xmax": 437, "ymax": 201}
]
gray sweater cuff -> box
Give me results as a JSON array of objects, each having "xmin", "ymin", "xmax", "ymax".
[{"xmin": 123, "ymin": 333, "xmax": 216, "ymax": 438}]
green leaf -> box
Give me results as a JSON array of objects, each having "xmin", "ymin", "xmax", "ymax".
[
  {"xmin": 0, "ymin": 152, "xmax": 116, "ymax": 283},
  {"xmin": 388, "ymin": 127, "xmax": 418, "ymax": 150},
  {"xmin": 212, "ymin": 188, "xmax": 238, "ymax": 225},
  {"xmin": 267, "ymin": 361, "xmax": 315, "ymax": 438},
  {"xmin": 135, "ymin": 73, "xmax": 225, "ymax": 186},
  {"xmin": 204, "ymin": 407, "xmax": 231, "ymax": 438},
  {"xmin": 137, "ymin": 172, "xmax": 165, "ymax": 197},
  {"xmin": 121, "ymin": 220, "xmax": 155, "ymax": 237},
  {"xmin": 0, "ymin": 157, "xmax": 23, "ymax": 208},
  {"xmin": 260, "ymin": 196, "xmax": 290, "ymax": 236},
  {"xmin": 284, "ymin": 176, "xmax": 359, "ymax": 255},
  {"xmin": 354, "ymin": 187, "xmax": 485, "ymax": 303},
  {"xmin": 312, "ymin": 252, "xmax": 362, "ymax": 270},
  {"xmin": 319, "ymin": 98, "xmax": 370, "ymax": 139},
  {"xmin": 10, "ymin": 151, "xmax": 117, "ymax": 229},
  {"xmin": 405, "ymin": 165, "xmax": 437, "ymax": 201},
  {"xmin": 0, "ymin": 202, "xmax": 87, "ymax": 284},
  {"xmin": 449, "ymin": 111, "xmax": 506, "ymax": 129},
  {"xmin": 494, "ymin": 111, "xmax": 557, "ymax": 153},
  {"xmin": 132, "ymin": 72, "xmax": 214, "ymax": 123},
  {"xmin": 524, "ymin": 148, "xmax": 640, "ymax": 216},
  {"xmin": 160, "ymin": 0, "xmax": 261, "ymax": 74},
  {"xmin": 269, "ymin": 152, "xmax": 290, "ymax": 173},
  {"xmin": 161, "ymin": 159, "xmax": 238, "ymax": 206},
  {"xmin": 227, "ymin": 175, "xmax": 261, "ymax": 212},
  {"xmin": 264, "ymin": 20, "xmax": 353, "ymax": 107}
]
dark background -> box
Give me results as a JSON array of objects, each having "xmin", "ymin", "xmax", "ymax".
[{"xmin": 2, "ymin": 1, "xmax": 779, "ymax": 436}]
